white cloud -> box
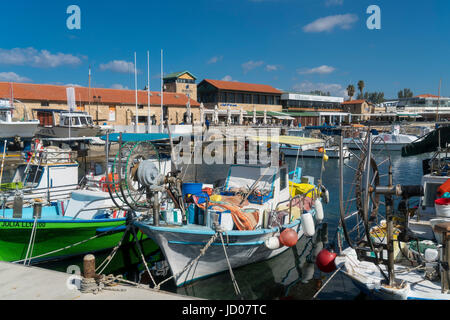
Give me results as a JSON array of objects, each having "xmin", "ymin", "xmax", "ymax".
[
  {"xmin": 99, "ymin": 60, "xmax": 137, "ymax": 74},
  {"xmin": 298, "ymin": 65, "xmax": 336, "ymax": 75},
  {"xmin": 0, "ymin": 72, "xmax": 31, "ymax": 82},
  {"xmin": 0, "ymin": 47, "xmax": 82, "ymax": 68},
  {"xmin": 324, "ymin": 0, "xmax": 343, "ymax": 6},
  {"xmin": 242, "ymin": 60, "xmax": 264, "ymax": 73},
  {"xmin": 207, "ymin": 56, "xmax": 223, "ymax": 64},
  {"xmin": 293, "ymin": 81, "xmax": 347, "ymax": 97},
  {"xmin": 111, "ymin": 84, "xmax": 129, "ymax": 90},
  {"xmin": 221, "ymin": 75, "xmax": 234, "ymax": 81},
  {"xmin": 265, "ymin": 64, "xmax": 279, "ymax": 72},
  {"xmin": 303, "ymin": 14, "xmax": 358, "ymax": 33}
]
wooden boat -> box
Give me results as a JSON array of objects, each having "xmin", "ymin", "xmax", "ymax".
[{"xmin": 130, "ymin": 136, "xmax": 328, "ymax": 287}]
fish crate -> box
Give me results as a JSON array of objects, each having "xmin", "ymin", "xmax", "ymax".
[{"xmin": 248, "ymin": 193, "xmax": 272, "ymax": 204}]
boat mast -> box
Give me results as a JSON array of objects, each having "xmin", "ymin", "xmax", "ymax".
[
  {"xmin": 134, "ymin": 52, "xmax": 139, "ymax": 133},
  {"xmin": 147, "ymin": 50, "xmax": 151, "ymax": 133},
  {"xmin": 436, "ymin": 79, "xmax": 442, "ymax": 123},
  {"xmin": 160, "ymin": 49, "xmax": 164, "ymax": 133}
]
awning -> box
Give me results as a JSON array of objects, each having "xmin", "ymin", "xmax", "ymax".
[
  {"xmin": 272, "ymin": 115, "xmax": 295, "ymax": 120},
  {"xmin": 250, "ymin": 135, "xmax": 324, "ymax": 150}
]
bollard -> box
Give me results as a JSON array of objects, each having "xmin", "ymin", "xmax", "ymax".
[{"xmin": 83, "ymin": 254, "xmax": 96, "ymax": 279}]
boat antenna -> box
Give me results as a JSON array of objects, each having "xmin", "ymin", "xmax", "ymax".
[
  {"xmin": 160, "ymin": 49, "xmax": 164, "ymax": 133},
  {"xmin": 436, "ymin": 79, "xmax": 442, "ymax": 123}
]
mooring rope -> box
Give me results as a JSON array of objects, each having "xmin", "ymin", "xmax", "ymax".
[
  {"xmin": 219, "ymin": 231, "xmax": 243, "ymax": 299},
  {"xmin": 23, "ymin": 215, "xmax": 39, "ymax": 266}
]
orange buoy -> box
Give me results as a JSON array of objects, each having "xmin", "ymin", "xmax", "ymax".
[
  {"xmin": 318, "ymin": 147, "xmax": 325, "ymax": 154},
  {"xmin": 279, "ymin": 228, "xmax": 298, "ymax": 247},
  {"xmin": 316, "ymin": 249, "xmax": 337, "ymax": 273}
]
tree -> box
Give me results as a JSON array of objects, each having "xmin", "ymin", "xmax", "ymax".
[
  {"xmin": 357, "ymin": 80, "xmax": 365, "ymax": 97},
  {"xmin": 398, "ymin": 88, "xmax": 413, "ymax": 99},
  {"xmin": 347, "ymin": 85, "xmax": 355, "ymax": 101}
]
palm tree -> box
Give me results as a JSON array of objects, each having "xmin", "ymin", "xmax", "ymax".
[
  {"xmin": 357, "ymin": 80, "xmax": 365, "ymax": 98},
  {"xmin": 347, "ymin": 84, "xmax": 355, "ymax": 101}
]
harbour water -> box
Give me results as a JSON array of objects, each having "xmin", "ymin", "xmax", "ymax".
[{"xmin": 0, "ymin": 149, "xmax": 430, "ymax": 300}]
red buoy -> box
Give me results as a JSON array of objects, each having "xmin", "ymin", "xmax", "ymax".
[
  {"xmin": 316, "ymin": 249, "xmax": 337, "ymax": 273},
  {"xmin": 279, "ymin": 228, "xmax": 298, "ymax": 247}
]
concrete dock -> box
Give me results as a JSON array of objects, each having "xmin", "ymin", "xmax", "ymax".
[{"xmin": 0, "ymin": 261, "xmax": 199, "ymax": 300}]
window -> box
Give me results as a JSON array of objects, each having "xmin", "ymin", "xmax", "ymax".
[
  {"xmin": 280, "ymin": 167, "xmax": 287, "ymax": 191},
  {"xmin": 267, "ymin": 96, "xmax": 274, "ymax": 105},
  {"xmin": 227, "ymin": 92, "xmax": 235, "ymax": 103},
  {"xmin": 64, "ymin": 117, "xmax": 70, "ymax": 126},
  {"xmin": 245, "ymin": 94, "xmax": 251, "ymax": 104},
  {"xmin": 79, "ymin": 117, "xmax": 88, "ymax": 125},
  {"xmin": 260, "ymin": 95, "xmax": 267, "ymax": 105},
  {"xmin": 41, "ymin": 101, "xmax": 49, "ymax": 107},
  {"xmin": 253, "ymin": 95, "xmax": 259, "ymax": 104},
  {"xmin": 236, "ymin": 93, "xmax": 243, "ymax": 103}
]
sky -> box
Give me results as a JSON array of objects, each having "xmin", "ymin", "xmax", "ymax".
[{"xmin": 0, "ymin": 0, "xmax": 449, "ymax": 99}]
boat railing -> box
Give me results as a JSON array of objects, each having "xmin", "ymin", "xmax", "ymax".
[
  {"xmin": 27, "ymin": 150, "xmax": 78, "ymax": 165},
  {"xmin": 70, "ymin": 195, "xmax": 129, "ymax": 220},
  {"xmin": 0, "ymin": 183, "xmax": 79, "ymax": 204}
]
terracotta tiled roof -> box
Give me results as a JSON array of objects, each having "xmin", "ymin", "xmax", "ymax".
[
  {"xmin": 201, "ymin": 79, "xmax": 282, "ymax": 94},
  {"xmin": 0, "ymin": 82, "xmax": 199, "ymax": 107},
  {"xmin": 415, "ymin": 94, "xmax": 440, "ymax": 98},
  {"xmin": 341, "ymin": 99, "xmax": 366, "ymax": 105}
]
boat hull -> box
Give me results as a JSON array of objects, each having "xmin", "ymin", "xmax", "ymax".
[
  {"xmin": 36, "ymin": 126, "xmax": 102, "ymax": 139},
  {"xmin": 0, "ymin": 217, "xmax": 156, "ymax": 263},
  {"xmin": 280, "ymin": 146, "xmax": 350, "ymax": 158},
  {"xmin": 134, "ymin": 220, "xmax": 305, "ymax": 287},
  {"xmin": 0, "ymin": 121, "xmax": 39, "ymax": 139}
]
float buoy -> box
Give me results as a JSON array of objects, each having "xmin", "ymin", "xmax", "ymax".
[
  {"xmin": 279, "ymin": 228, "xmax": 298, "ymax": 247},
  {"xmin": 314, "ymin": 199, "xmax": 324, "ymax": 222},
  {"xmin": 301, "ymin": 212, "xmax": 315, "ymax": 237},
  {"xmin": 318, "ymin": 147, "xmax": 324, "ymax": 154},
  {"xmin": 316, "ymin": 249, "xmax": 337, "ymax": 273},
  {"xmin": 265, "ymin": 236, "xmax": 281, "ymax": 250}
]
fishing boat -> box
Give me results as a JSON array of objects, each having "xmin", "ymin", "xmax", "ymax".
[
  {"xmin": 35, "ymin": 109, "xmax": 103, "ymax": 140},
  {"xmin": 2, "ymin": 144, "xmax": 79, "ymax": 205},
  {"xmin": 0, "ymin": 99, "xmax": 39, "ymax": 148},
  {"xmin": 281, "ymin": 126, "xmax": 351, "ymax": 159},
  {"xmin": 321, "ymin": 132, "xmax": 450, "ymax": 300},
  {"xmin": 344, "ymin": 125, "xmax": 418, "ymax": 151},
  {"xmin": 0, "ymin": 133, "xmax": 177, "ymax": 265},
  {"xmin": 128, "ymin": 135, "xmax": 328, "ymax": 287}
]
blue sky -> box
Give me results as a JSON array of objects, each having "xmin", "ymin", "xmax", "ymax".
[{"xmin": 0, "ymin": 0, "xmax": 449, "ymax": 99}]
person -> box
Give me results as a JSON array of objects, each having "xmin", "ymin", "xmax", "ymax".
[{"xmin": 205, "ymin": 118, "xmax": 210, "ymax": 130}]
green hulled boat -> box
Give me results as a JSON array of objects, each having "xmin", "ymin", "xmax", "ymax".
[{"xmin": 0, "ymin": 216, "xmax": 159, "ymax": 264}]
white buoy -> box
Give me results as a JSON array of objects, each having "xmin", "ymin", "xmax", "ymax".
[
  {"xmin": 424, "ymin": 248, "xmax": 439, "ymax": 262},
  {"xmin": 301, "ymin": 212, "xmax": 315, "ymax": 237},
  {"xmin": 323, "ymin": 188, "xmax": 330, "ymax": 204},
  {"xmin": 265, "ymin": 236, "xmax": 281, "ymax": 250},
  {"xmin": 314, "ymin": 199, "xmax": 324, "ymax": 222}
]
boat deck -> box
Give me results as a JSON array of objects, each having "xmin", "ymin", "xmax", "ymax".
[{"xmin": 0, "ymin": 261, "xmax": 198, "ymax": 300}]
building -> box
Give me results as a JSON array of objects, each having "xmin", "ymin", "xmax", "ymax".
[
  {"xmin": 197, "ymin": 79, "xmax": 283, "ymax": 123},
  {"xmin": 397, "ymin": 94, "xmax": 450, "ymax": 121},
  {"xmin": 341, "ymin": 99, "xmax": 374, "ymax": 121},
  {"xmin": 163, "ymin": 71, "xmax": 198, "ymax": 101},
  {"xmin": 281, "ymin": 92, "xmax": 349, "ymax": 126},
  {"xmin": 0, "ymin": 82, "xmax": 200, "ymax": 126}
]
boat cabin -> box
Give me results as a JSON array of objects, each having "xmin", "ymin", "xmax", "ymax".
[
  {"xmin": 0, "ymin": 101, "xmax": 13, "ymax": 123},
  {"xmin": 34, "ymin": 109, "xmax": 94, "ymax": 128},
  {"xmin": 10, "ymin": 147, "xmax": 79, "ymax": 201}
]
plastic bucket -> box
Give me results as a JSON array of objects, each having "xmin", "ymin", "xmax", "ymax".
[
  {"xmin": 216, "ymin": 210, "xmax": 234, "ymax": 231},
  {"xmin": 435, "ymin": 198, "xmax": 450, "ymax": 217},
  {"xmin": 182, "ymin": 183, "xmax": 202, "ymax": 196}
]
